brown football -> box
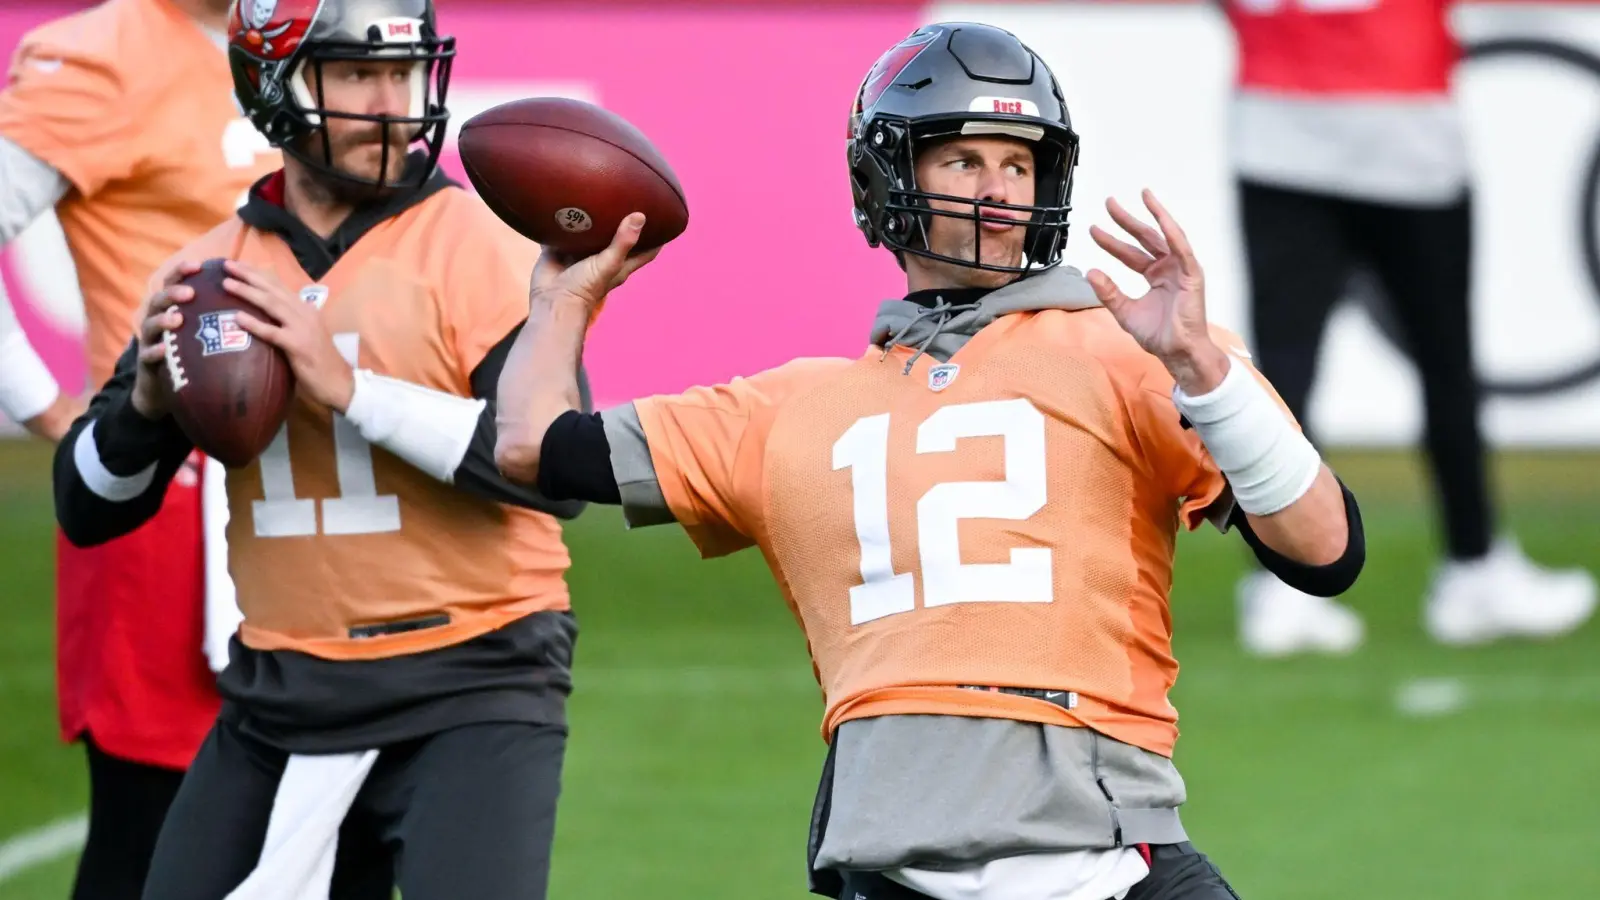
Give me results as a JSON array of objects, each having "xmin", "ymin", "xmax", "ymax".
[
  {"xmin": 458, "ymin": 97, "xmax": 689, "ymax": 256},
  {"xmin": 162, "ymin": 259, "xmax": 294, "ymax": 468}
]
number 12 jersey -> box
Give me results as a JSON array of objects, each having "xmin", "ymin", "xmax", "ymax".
[{"xmin": 614, "ymin": 295, "xmax": 1291, "ymax": 758}]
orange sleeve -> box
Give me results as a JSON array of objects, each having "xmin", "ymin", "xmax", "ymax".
[
  {"xmin": 0, "ymin": 29, "xmax": 144, "ymax": 197},
  {"xmin": 1132, "ymin": 326, "xmax": 1300, "ymax": 531},
  {"xmin": 631, "ymin": 358, "xmax": 846, "ymax": 558}
]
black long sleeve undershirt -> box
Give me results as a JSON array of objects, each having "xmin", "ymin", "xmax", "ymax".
[
  {"xmin": 53, "ymin": 342, "xmax": 195, "ymax": 547},
  {"xmin": 54, "ymin": 326, "xmax": 588, "ymax": 549},
  {"xmin": 454, "ymin": 322, "xmax": 590, "ymax": 518}
]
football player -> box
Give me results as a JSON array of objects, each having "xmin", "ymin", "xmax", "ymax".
[
  {"xmin": 0, "ymin": 0, "xmax": 277, "ymax": 895},
  {"xmin": 494, "ymin": 22, "xmax": 1366, "ymax": 900},
  {"xmin": 50, "ymin": 1, "xmax": 613, "ymax": 898},
  {"xmin": 1222, "ymin": 0, "xmax": 1595, "ymax": 655}
]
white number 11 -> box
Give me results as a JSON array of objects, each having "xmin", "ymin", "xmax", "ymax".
[
  {"xmin": 832, "ymin": 398, "xmax": 1053, "ymax": 626},
  {"xmin": 252, "ymin": 333, "xmax": 401, "ymax": 538}
]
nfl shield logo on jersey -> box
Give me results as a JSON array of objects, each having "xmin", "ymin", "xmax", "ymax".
[
  {"xmin": 196, "ymin": 311, "xmax": 251, "ymax": 356},
  {"xmin": 300, "ymin": 285, "xmax": 329, "ymax": 309},
  {"xmin": 928, "ymin": 363, "xmax": 959, "ymax": 392}
]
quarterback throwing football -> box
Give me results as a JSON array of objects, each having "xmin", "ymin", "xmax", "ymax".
[
  {"xmin": 53, "ymin": 1, "xmax": 601, "ymax": 898},
  {"xmin": 498, "ymin": 22, "xmax": 1366, "ymax": 900}
]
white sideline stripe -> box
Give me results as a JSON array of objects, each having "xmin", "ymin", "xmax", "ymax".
[{"xmin": 0, "ymin": 813, "xmax": 86, "ymax": 884}]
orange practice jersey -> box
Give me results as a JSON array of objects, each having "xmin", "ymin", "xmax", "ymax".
[
  {"xmin": 634, "ymin": 309, "xmax": 1293, "ymax": 757},
  {"xmin": 169, "ymin": 188, "xmax": 569, "ymax": 661},
  {"xmin": 0, "ymin": 0, "xmax": 279, "ymax": 386}
]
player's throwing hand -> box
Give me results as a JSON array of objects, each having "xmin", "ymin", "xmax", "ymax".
[
  {"xmin": 1086, "ymin": 189, "xmax": 1230, "ymax": 394},
  {"xmin": 224, "ymin": 260, "xmax": 356, "ymax": 412},
  {"xmin": 529, "ymin": 212, "xmax": 661, "ymax": 313}
]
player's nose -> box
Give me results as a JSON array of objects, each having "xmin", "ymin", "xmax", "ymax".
[
  {"xmin": 369, "ymin": 80, "xmax": 413, "ymax": 119},
  {"xmin": 976, "ymin": 164, "xmax": 1012, "ymax": 206}
]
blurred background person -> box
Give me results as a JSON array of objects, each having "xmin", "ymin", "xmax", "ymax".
[
  {"xmin": 0, "ymin": 0, "xmax": 276, "ymax": 895},
  {"xmin": 1221, "ymin": 0, "xmax": 1596, "ymax": 657}
]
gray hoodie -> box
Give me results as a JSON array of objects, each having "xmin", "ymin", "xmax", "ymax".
[{"xmin": 868, "ymin": 264, "xmax": 1102, "ymax": 369}]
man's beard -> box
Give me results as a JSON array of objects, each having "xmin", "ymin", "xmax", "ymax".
[
  {"xmin": 297, "ymin": 132, "xmax": 414, "ymax": 206},
  {"xmin": 936, "ymin": 230, "xmax": 1026, "ymax": 274}
]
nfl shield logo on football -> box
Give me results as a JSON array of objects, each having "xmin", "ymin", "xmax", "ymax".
[
  {"xmin": 300, "ymin": 284, "xmax": 329, "ymax": 309},
  {"xmin": 928, "ymin": 363, "xmax": 959, "ymax": 392},
  {"xmin": 196, "ymin": 311, "xmax": 251, "ymax": 356}
]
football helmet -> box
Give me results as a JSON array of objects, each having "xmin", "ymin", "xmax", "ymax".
[
  {"xmin": 228, "ymin": 0, "xmax": 455, "ymax": 190},
  {"xmin": 847, "ymin": 22, "xmax": 1080, "ymax": 274}
]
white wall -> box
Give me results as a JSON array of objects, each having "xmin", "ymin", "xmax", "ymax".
[{"xmin": 932, "ymin": 1, "xmax": 1600, "ymax": 447}]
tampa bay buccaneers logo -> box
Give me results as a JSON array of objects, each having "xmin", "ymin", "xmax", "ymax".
[
  {"xmin": 849, "ymin": 28, "xmax": 941, "ymax": 136},
  {"xmin": 231, "ymin": 0, "xmax": 323, "ymax": 61}
]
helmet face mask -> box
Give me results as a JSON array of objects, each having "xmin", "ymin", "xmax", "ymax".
[
  {"xmin": 848, "ymin": 23, "xmax": 1081, "ymax": 277},
  {"xmin": 229, "ymin": 0, "xmax": 455, "ymax": 194}
]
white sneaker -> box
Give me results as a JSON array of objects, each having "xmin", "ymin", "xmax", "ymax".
[
  {"xmin": 1237, "ymin": 571, "xmax": 1365, "ymax": 658},
  {"xmin": 1424, "ymin": 538, "xmax": 1597, "ymax": 646}
]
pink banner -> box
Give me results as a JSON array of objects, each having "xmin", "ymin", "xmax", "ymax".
[{"xmin": 0, "ymin": 2, "xmax": 918, "ymax": 405}]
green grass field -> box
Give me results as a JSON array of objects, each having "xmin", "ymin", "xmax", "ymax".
[{"xmin": 1, "ymin": 439, "xmax": 1597, "ymax": 898}]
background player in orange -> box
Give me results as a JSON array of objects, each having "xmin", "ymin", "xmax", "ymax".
[
  {"xmin": 0, "ymin": 0, "xmax": 276, "ymax": 896},
  {"xmin": 51, "ymin": 1, "xmax": 603, "ymax": 898},
  {"xmin": 495, "ymin": 22, "xmax": 1366, "ymax": 900}
]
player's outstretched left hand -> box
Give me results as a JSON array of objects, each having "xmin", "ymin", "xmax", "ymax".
[
  {"xmin": 530, "ymin": 213, "xmax": 661, "ymax": 315},
  {"xmin": 223, "ymin": 260, "xmax": 356, "ymax": 412},
  {"xmin": 1085, "ymin": 189, "xmax": 1228, "ymax": 394}
]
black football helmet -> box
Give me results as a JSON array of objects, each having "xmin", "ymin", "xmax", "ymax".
[
  {"xmin": 847, "ymin": 22, "xmax": 1081, "ymax": 275},
  {"xmin": 227, "ymin": 0, "xmax": 455, "ymax": 190}
]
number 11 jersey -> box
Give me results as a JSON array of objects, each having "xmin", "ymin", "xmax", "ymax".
[{"xmin": 165, "ymin": 175, "xmax": 570, "ymax": 663}]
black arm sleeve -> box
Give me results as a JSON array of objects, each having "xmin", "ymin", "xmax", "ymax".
[
  {"xmin": 450, "ymin": 321, "xmax": 592, "ymax": 518},
  {"xmin": 53, "ymin": 341, "xmax": 195, "ymax": 547},
  {"xmin": 1230, "ymin": 477, "xmax": 1366, "ymax": 597},
  {"xmin": 536, "ymin": 409, "xmax": 621, "ymax": 504}
]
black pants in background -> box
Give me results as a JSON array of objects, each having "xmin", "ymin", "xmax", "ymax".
[
  {"xmin": 1239, "ymin": 179, "xmax": 1493, "ymax": 560},
  {"xmin": 140, "ymin": 716, "xmax": 566, "ymax": 900},
  {"xmin": 69, "ymin": 736, "xmax": 185, "ymax": 900}
]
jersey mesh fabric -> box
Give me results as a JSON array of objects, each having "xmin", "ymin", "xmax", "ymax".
[
  {"xmin": 755, "ymin": 313, "xmax": 1192, "ymax": 754},
  {"xmin": 633, "ymin": 310, "xmax": 1288, "ymax": 757},
  {"xmin": 167, "ymin": 190, "xmax": 572, "ymax": 661}
]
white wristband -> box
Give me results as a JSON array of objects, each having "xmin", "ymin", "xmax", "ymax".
[
  {"xmin": 1172, "ymin": 356, "xmax": 1321, "ymax": 517},
  {"xmin": 341, "ymin": 369, "xmax": 484, "ymax": 483},
  {"xmin": 0, "ymin": 328, "xmax": 61, "ymax": 423}
]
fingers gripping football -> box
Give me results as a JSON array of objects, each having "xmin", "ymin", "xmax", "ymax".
[
  {"xmin": 131, "ymin": 260, "xmax": 205, "ymax": 418},
  {"xmin": 225, "ymin": 260, "xmax": 356, "ymax": 412},
  {"xmin": 530, "ymin": 212, "xmax": 660, "ymax": 312}
]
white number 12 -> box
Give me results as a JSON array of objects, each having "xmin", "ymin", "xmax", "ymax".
[
  {"xmin": 832, "ymin": 398, "xmax": 1053, "ymax": 626},
  {"xmin": 252, "ymin": 333, "xmax": 401, "ymax": 538}
]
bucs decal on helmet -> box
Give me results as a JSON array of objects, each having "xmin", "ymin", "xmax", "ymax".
[
  {"xmin": 849, "ymin": 27, "xmax": 940, "ymax": 137},
  {"xmin": 232, "ymin": 0, "xmax": 322, "ymax": 61},
  {"xmin": 244, "ymin": 0, "xmax": 277, "ymax": 29}
]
